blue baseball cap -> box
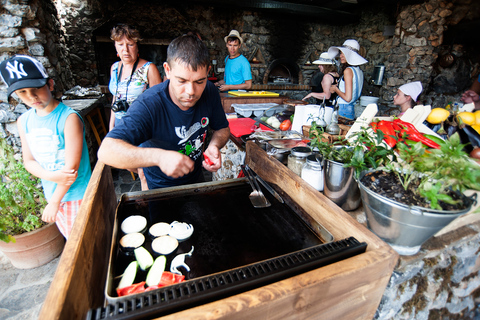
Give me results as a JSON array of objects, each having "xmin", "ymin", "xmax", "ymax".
[{"xmin": 0, "ymin": 55, "xmax": 49, "ymax": 97}]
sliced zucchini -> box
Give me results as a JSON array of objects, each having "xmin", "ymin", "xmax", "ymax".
[
  {"xmin": 146, "ymin": 255, "xmax": 167, "ymax": 287},
  {"xmin": 134, "ymin": 246, "xmax": 154, "ymax": 271},
  {"xmin": 117, "ymin": 261, "xmax": 138, "ymax": 289}
]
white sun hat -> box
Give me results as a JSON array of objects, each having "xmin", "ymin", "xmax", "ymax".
[
  {"xmin": 224, "ymin": 30, "xmax": 243, "ymax": 44},
  {"xmin": 399, "ymin": 81, "xmax": 423, "ymax": 102},
  {"xmin": 328, "ymin": 39, "xmax": 368, "ymax": 66},
  {"xmin": 312, "ymin": 52, "xmax": 335, "ymax": 65}
]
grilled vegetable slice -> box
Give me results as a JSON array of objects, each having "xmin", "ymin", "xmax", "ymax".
[
  {"xmin": 117, "ymin": 261, "xmax": 138, "ymax": 290},
  {"xmin": 146, "ymin": 255, "xmax": 167, "ymax": 287},
  {"xmin": 134, "ymin": 246, "xmax": 154, "ymax": 271}
]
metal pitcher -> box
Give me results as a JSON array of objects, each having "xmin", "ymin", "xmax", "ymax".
[{"xmin": 323, "ymin": 159, "xmax": 361, "ymax": 211}]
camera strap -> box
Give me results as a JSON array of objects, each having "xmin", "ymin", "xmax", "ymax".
[{"xmin": 114, "ymin": 58, "xmax": 140, "ymax": 104}]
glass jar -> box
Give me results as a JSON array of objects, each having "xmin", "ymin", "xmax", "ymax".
[
  {"xmin": 301, "ymin": 154, "xmax": 323, "ymax": 191},
  {"xmin": 288, "ymin": 146, "xmax": 312, "ymax": 176}
]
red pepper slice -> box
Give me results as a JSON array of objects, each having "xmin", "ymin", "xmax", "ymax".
[
  {"xmin": 203, "ymin": 153, "xmax": 214, "ymax": 166},
  {"xmin": 159, "ymin": 272, "xmax": 185, "ymax": 287},
  {"xmin": 116, "ymin": 281, "xmax": 146, "ymax": 297}
]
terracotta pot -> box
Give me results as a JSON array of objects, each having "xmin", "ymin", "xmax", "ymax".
[{"xmin": 0, "ymin": 223, "xmax": 65, "ymax": 269}]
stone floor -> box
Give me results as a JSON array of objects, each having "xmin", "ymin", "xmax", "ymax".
[
  {"xmin": 0, "ymin": 167, "xmax": 215, "ymax": 320},
  {"xmin": 0, "ymin": 168, "xmax": 142, "ymax": 320}
]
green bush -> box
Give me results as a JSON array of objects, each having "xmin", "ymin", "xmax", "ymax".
[{"xmin": 0, "ymin": 137, "xmax": 46, "ymax": 243}]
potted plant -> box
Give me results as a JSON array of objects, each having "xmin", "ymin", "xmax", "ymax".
[
  {"xmin": 0, "ymin": 137, "xmax": 64, "ymax": 268},
  {"xmin": 308, "ymin": 121, "xmax": 396, "ymax": 211},
  {"xmin": 351, "ymin": 120, "xmax": 480, "ymax": 255}
]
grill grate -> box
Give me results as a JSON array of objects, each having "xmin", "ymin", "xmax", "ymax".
[{"xmin": 87, "ymin": 237, "xmax": 366, "ymax": 320}]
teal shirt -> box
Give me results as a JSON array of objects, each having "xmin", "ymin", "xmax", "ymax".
[
  {"xmin": 20, "ymin": 102, "xmax": 91, "ymax": 201},
  {"xmin": 224, "ymin": 54, "xmax": 252, "ymax": 86}
]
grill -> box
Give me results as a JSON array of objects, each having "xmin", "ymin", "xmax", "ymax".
[
  {"xmin": 88, "ymin": 177, "xmax": 367, "ymax": 319},
  {"xmin": 87, "ymin": 237, "xmax": 366, "ymax": 320}
]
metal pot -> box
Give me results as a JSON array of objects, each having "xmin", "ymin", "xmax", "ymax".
[
  {"xmin": 323, "ymin": 158, "xmax": 361, "ymax": 211},
  {"xmin": 357, "ymin": 169, "xmax": 474, "ymax": 255}
]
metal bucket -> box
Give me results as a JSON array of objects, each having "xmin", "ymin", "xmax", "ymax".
[
  {"xmin": 357, "ymin": 170, "xmax": 474, "ymax": 255},
  {"xmin": 323, "ymin": 159, "xmax": 361, "ymax": 211}
]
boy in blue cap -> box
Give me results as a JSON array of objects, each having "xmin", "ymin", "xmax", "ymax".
[{"xmin": 0, "ymin": 55, "xmax": 91, "ymax": 239}]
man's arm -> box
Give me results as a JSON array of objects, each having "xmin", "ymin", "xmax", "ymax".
[
  {"xmin": 202, "ymin": 127, "xmax": 230, "ymax": 172},
  {"xmin": 98, "ymin": 137, "xmax": 195, "ymax": 179},
  {"xmin": 218, "ymin": 79, "xmax": 252, "ymax": 92}
]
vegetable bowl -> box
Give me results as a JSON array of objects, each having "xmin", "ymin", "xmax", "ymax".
[{"xmin": 255, "ymin": 105, "xmax": 295, "ymax": 130}]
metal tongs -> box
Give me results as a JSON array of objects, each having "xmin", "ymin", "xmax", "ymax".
[{"xmin": 241, "ymin": 165, "xmax": 271, "ymax": 208}]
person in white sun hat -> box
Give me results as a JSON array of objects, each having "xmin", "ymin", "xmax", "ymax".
[
  {"xmin": 394, "ymin": 81, "xmax": 423, "ymax": 117},
  {"xmin": 302, "ymin": 52, "xmax": 339, "ymax": 106},
  {"xmin": 328, "ymin": 39, "xmax": 368, "ymax": 119}
]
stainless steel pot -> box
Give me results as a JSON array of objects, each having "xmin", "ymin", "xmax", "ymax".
[
  {"xmin": 323, "ymin": 159, "xmax": 361, "ymax": 211},
  {"xmin": 357, "ymin": 169, "xmax": 474, "ymax": 255}
]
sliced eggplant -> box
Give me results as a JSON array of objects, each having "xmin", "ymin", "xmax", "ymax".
[
  {"xmin": 134, "ymin": 246, "xmax": 154, "ymax": 271},
  {"xmin": 119, "ymin": 232, "xmax": 145, "ymax": 252},
  {"xmin": 151, "ymin": 235, "xmax": 179, "ymax": 255},
  {"xmin": 117, "ymin": 261, "xmax": 138, "ymax": 289},
  {"xmin": 146, "ymin": 255, "xmax": 167, "ymax": 287},
  {"xmin": 149, "ymin": 222, "xmax": 171, "ymax": 239},
  {"xmin": 121, "ymin": 215, "xmax": 147, "ymax": 234}
]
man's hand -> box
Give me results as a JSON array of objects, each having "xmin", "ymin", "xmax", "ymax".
[
  {"xmin": 218, "ymin": 84, "xmax": 230, "ymax": 92},
  {"xmin": 157, "ymin": 150, "xmax": 195, "ymax": 178},
  {"xmin": 202, "ymin": 146, "xmax": 222, "ymax": 172}
]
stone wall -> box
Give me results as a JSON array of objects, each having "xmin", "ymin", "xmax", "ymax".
[
  {"xmin": 374, "ymin": 218, "xmax": 480, "ymax": 319},
  {"xmin": 0, "ymin": 0, "xmax": 74, "ymax": 152}
]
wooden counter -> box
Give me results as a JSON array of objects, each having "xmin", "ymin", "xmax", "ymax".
[
  {"xmin": 220, "ymin": 92, "xmax": 289, "ymax": 113},
  {"xmin": 40, "ymin": 142, "xmax": 398, "ymax": 320}
]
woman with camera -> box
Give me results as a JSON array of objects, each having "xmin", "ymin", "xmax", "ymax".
[
  {"xmin": 108, "ymin": 24, "xmax": 162, "ymax": 190},
  {"xmin": 108, "ymin": 23, "xmax": 162, "ymax": 131}
]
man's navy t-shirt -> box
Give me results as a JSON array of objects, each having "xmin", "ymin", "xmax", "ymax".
[{"xmin": 107, "ymin": 80, "xmax": 228, "ymax": 189}]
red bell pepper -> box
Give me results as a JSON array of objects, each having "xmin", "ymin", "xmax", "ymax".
[
  {"xmin": 375, "ymin": 120, "xmax": 398, "ymax": 148},
  {"xmin": 203, "ymin": 153, "xmax": 214, "ymax": 166},
  {"xmin": 116, "ymin": 281, "xmax": 146, "ymax": 297},
  {"xmin": 393, "ymin": 119, "xmax": 440, "ymax": 149}
]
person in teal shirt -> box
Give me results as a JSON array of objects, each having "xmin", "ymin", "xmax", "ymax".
[
  {"xmin": 215, "ymin": 30, "xmax": 252, "ymax": 92},
  {"xmin": 0, "ymin": 55, "xmax": 92, "ymax": 239}
]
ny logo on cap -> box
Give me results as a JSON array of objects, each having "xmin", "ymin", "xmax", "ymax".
[{"xmin": 5, "ymin": 60, "xmax": 28, "ymax": 80}]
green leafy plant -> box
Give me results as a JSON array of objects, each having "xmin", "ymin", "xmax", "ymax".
[
  {"xmin": 309, "ymin": 120, "xmax": 480, "ymax": 210},
  {"xmin": 309, "ymin": 123, "xmax": 396, "ymax": 175},
  {"xmin": 394, "ymin": 132, "xmax": 480, "ymax": 209},
  {"xmin": 0, "ymin": 137, "xmax": 47, "ymax": 243}
]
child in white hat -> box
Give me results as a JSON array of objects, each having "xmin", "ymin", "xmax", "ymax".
[
  {"xmin": 394, "ymin": 81, "xmax": 423, "ymax": 116},
  {"xmin": 302, "ymin": 52, "xmax": 339, "ymax": 106},
  {"xmin": 328, "ymin": 39, "xmax": 368, "ymax": 119}
]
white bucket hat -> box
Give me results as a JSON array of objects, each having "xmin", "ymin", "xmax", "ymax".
[
  {"xmin": 328, "ymin": 39, "xmax": 368, "ymax": 66},
  {"xmin": 224, "ymin": 30, "xmax": 243, "ymax": 45},
  {"xmin": 312, "ymin": 52, "xmax": 335, "ymax": 65},
  {"xmin": 399, "ymin": 81, "xmax": 423, "ymax": 102}
]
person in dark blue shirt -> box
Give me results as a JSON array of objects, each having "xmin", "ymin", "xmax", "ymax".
[{"xmin": 98, "ymin": 34, "xmax": 230, "ymax": 189}]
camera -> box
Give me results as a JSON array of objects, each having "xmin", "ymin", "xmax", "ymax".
[{"xmin": 111, "ymin": 100, "xmax": 129, "ymax": 112}]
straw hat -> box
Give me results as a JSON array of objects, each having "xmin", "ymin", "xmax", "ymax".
[
  {"xmin": 224, "ymin": 30, "xmax": 243, "ymax": 45},
  {"xmin": 312, "ymin": 52, "xmax": 335, "ymax": 65},
  {"xmin": 328, "ymin": 39, "xmax": 368, "ymax": 66},
  {"xmin": 399, "ymin": 81, "xmax": 423, "ymax": 102}
]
